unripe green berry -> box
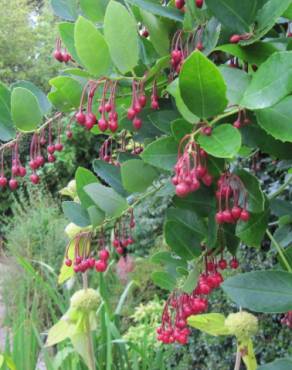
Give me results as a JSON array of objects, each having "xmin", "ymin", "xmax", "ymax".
[
  {"xmin": 70, "ymin": 289, "xmax": 100, "ymax": 312},
  {"xmin": 225, "ymin": 311, "xmax": 258, "ymax": 341}
]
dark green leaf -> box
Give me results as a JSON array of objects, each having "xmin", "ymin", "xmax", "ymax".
[
  {"xmin": 11, "ymin": 87, "xmax": 42, "ymax": 132},
  {"xmin": 147, "ymin": 110, "xmax": 179, "ymax": 134},
  {"xmin": 87, "ymin": 205, "xmax": 105, "ymax": 227},
  {"xmin": 258, "ymin": 358, "xmax": 292, "ymax": 370},
  {"xmin": 222, "ymin": 270, "xmax": 292, "ymax": 313},
  {"xmin": 126, "ymin": 0, "xmax": 183, "ymax": 22},
  {"xmin": 121, "ymin": 159, "xmax": 158, "ymax": 193},
  {"xmin": 166, "ymin": 208, "xmax": 207, "ymax": 237},
  {"xmin": 179, "ymin": 51, "xmax": 228, "ymax": 119},
  {"xmin": 141, "ymin": 136, "xmax": 177, "ymax": 171},
  {"xmin": 151, "ymin": 271, "xmax": 176, "ymax": 291},
  {"xmin": 62, "ymin": 201, "xmax": 90, "ymax": 227},
  {"xmin": 270, "ymin": 199, "xmax": 292, "ymax": 217},
  {"xmin": 171, "ymin": 119, "xmax": 193, "ymax": 142},
  {"xmin": 75, "ymin": 167, "xmax": 99, "ymax": 209}
]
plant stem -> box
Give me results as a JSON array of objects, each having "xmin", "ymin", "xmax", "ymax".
[
  {"xmin": 268, "ymin": 175, "xmax": 292, "ymax": 200},
  {"xmin": 234, "ymin": 346, "xmax": 242, "ymax": 370},
  {"xmin": 266, "ymin": 229, "xmax": 292, "ymax": 272},
  {"xmin": 82, "ymin": 273, "xmax": 96, "ymax": 370},
  {"xmin": 209, "ymin": 108, "xmax": 239, "ymax": 126}
]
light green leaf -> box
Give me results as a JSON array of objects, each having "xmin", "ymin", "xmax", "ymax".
[
  {"xmin": 80, "ymin": 0, "xmax": 108, "ymax": 22},
  {"xmin": 75, "ymin": 167, "xmax": 99, "ymax": 209},
  {"xmin": 104, "ymin": 1, "xmax": 139, "ymax": 73},
  {"xmin": 46, "ymin": 319, "xmax": 71, "ymax": 346},
  {"xmin": 179, "ymin": 51, "xmax": 228, "ymax": 119},
  {"xmin": 151, "ymin": 271, "xmax": 176, "ymax": 291},
  {"xmin": 48, "ymin": 76, "xmax": 83, "ymax": 112},
  {"xmin": 198, "ymin": 124, "xmax": 241, "ymax": 158},
  {"xmin": 59, "ymin": 22, "xmax": 80, "ymax": 63},
  {"xmin": 0, "ymin": 82, "xmax": 15, "ymax": 141},
  {"xmin": 222, "ymin": 270, "xmax": 292, "ymax": 313},
  {"xmin": 182, "ymin": 265, "xmax": 200, "ymax": 294},
  {"xmin": 50, "ymin": 0, "xmax": 78, "ymax": 21},
  {"xmin": 219, "ymin": 66, "xmax": 251, "ymax": 105},
  {"xmin": 141, "ymin": 136, "xmax": 177, "ymax": 171},
  {"xmin": 121, "ymin": 159, "xmax": 158, "ymax": 193},
  {"xmin": 188, "ymin": 313, "xmax": 230, "ymax": 336},
  {"xmin": 11, "ymin": 87, "xmax": 42, "ymax": 132},
  {"xmin": 75, "ymin": 16, "xmax": 111, "ymax": 76}
]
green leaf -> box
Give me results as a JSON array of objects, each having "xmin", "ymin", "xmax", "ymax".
[
  {"xmin": 235, "ymin": 169, "xmax": 265, "ymax": 213},
  {"xmin": 75, "ymin": 167, "xmax": 99, "ymax": 208},
  {"xmin": 216, "ymin": 42, "xmax": 278, "ymax": 66},
  {"xmin": 201, "ymin": 18, "xmax": 221, "ymax": 56},
  {"xmin": 87, "ymin": 206, "xmax": 105, "ymax": 227},
  {"xmin": 59, "ymin": 22, "xmax": 80, "ymax": 64},
  {"xmin": 141, "ymin": 136, "xmax": 177, "ymax": 171},
  {"xmin": 219, "ymin": 66, "xmax": 251, "ymax": 105},
  {"xmin": 140, "ymin": 10, "xmax": 170, "ymax": 56},
  {"xmin": 93, "ymin": 159, "xmax": 128, "ymax": 197},
  {"xmin": 12, "ymin": 80, "xmax": 51, "ymax": 115},
  {"xmin": 75, "ymin": 16, "xmax": 111, "ymax": 77},
  {"xmin": 58, "ymin": 240, "xmax": 75, "ymax": 284},
  {"xmin": 283, "ymin": 4, "xmax": 292, "ymax": 18},
  {"xmin": 46, "ymin": 319, "xmax": 71, "ymax": 346},
  {"xmin": 126, "ymin": 0, "xmax": 183, "ymax": 22},
  {"xmin": 11, "ymin": 87, "xmax": 42, "ymax": 132},
  {"xmin": 222, "ymin": 270, "xmax": 292, "ymax": 313},
  {"xmin": 198, "ymin": 124, "xmax": 241, "ymax": 158},
  {"xmin": 241, "ymin": 52, "xmax": 292, "ymax": 109},
  {"xmin": 121, "ymin": 159, "xmax": 158, "ymax": 193},
  {"xmin": 167, "ymin": 79, "xmax": 199, "ymax": 123},
  {"xmin": 84, "ymin": 183, "xmax": 128, "ymax": 217},
  {"xmin": 166, "ymin": 207, "xmax": 207, "ymax": 237},
  {"xmin": 164, "ymin": 220, "xmax": 202, "ymax": 260},
  {"xmin": 104, "ymin": 1, "xmax": 139, "ymax": 74},
  {"xmin": 182, "ymin": 265, "xmax": 200, "ymax": 294},
  {"xmin": 258, "ymin": 358, "xmax": 292, "ymax": 370},
  {"xmin": 62, "ymin": 201, "xmax": 91, "ymax": 227},
  {"xmin": 48, "ymin": 76, "xmax": 83, "ymax": 112},
  {"xmin": 147, "ymin": 110, "xmax": 179, "ymax": 134},
  {"xmin": 151, "ymin": 251, "xmax": 187, "ymax": 269},
  {"xmin": 256, "ymin": 96, "xmax": 292, "ymax": 142},
  {"xmin": 236, "ymin": 202, "xmax": 269, "ymax": 247},
  {"xmin": 171, "ymin": 119, "xmax": 193, "ymax": 142},
  {"xmin": 277, "ymin": 245, "xmax": 292, "ymax": 271},
  {"xmin": 187, "ymin": 313, "xmax": 230, "ymax": 336},
  {"xmin": 205, "ymin": 0, "xmax": 258, "ymax": 33},
  {"xmin": 50, "ymin": 0, "xmax": 78, "ymax": 21},
  {"xmin": 151, "ymin": 271, "xmax": 176, "ymax": 291},
  {"xmin": 179, "ymin": 51, "xmax": 228, "ymax": 119},
  {"xmin": 0, "ymin": 82, "xmax": 15, "ymax": 141},
  {"xmin": 80, "ymin": 0, "xmax": 108, "ymax": 22},
  {"xmin": 71, "ymin": 332, "xmax": 96, "ymax": 370}
]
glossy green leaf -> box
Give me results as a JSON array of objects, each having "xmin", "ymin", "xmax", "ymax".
[
  {"xmin": 93, "ymin": 159, "xmax": 128, "ymax": 197},
  {"xmin": 75, "ymin": 16, "xmax": 111, "ymax": 77},
  {"xmin": 48, "ymin": 76, "xmax": 83, "ymax": 112},
  {"xmin": 235, "ymin": 169, "xmax": 265, "ymax": 213},
  {"xmin": 126, "ymin": 0, "xmax": 183, "ymax": 22},
  {"xmin": 104, "ymin": 1, "xmax": 139, "ymax": 73},
  {"xmin": 75, "ymin": 167, "xmax": 99, "ymax": 209},
  {"xmin": 205, "ymin": 0, "xmax": 258, "ymax": 33},
  {"xmin": 171, "ymin": 119, "xmax": 193, "ymax": 142},
  {"xmin": 151, "ymin": 251, "xmax": 187, "ymax": 269},
  {"xmin": 84, "ymin": 183, "xmax": 128, "ymax": 217},
  {"xmin": 140, "ymin": 10, "xmax": 170, "ymax": 57},
  {"xmin": 216, "ymin": 42, "xmax": 278, "ymax": 66},
  {"xmin": 80, "ymin": 0, "xmax": 108, "ymax": 22},
  {"xmin": 179, "ymin": 51, "xmax": 228, "ymax": 119},
  {"xmin": 241, "ymin": 52, "xmax": 292, "ymax": 109},
  {"xmin": 151, "ymin": 271, "xmax": 176, "ymax": 291},
  {"xmin": 198, "ymin": 124, "xmax": 242, "ymax": 158},
  {"xmin": 87, "ymin": 206, "xmax": 105, "ymax": 227},
  {"xmin": 147, "ymin": 110, "xmax": 179, "ymax": 135},
  {"xmin": 11, "ymin": 87, "xmax": 42, "ymax": 132},
  {"xmin": 236, "ymin": 202, "xmax": 269, "ymax": 247},
  {"xmin": 188, "ymin": 313, "xmax": 230, "ymax": 336},
  {"xmin": 0, "ymin": 82, "xmax": 15, "ymax": 141},
  {"xmin": 121, "ymin": 159, "xmax": 158, "ymax": 193},
  {"xmin": 50, "ymin": 0, "xmax": 78, "ymax": 21},
  {"xmin": 12, "ymin": 80, "xmax": 51, "ymax": 115},
  {"xmin": 283, "ymin": 4, "xmax": 292, "ymax": 18},
  {"xmin": 59, "ymin": 22, "xmax": 80, "ymax": 63},
  {"xmin": 222, "ymin": 270, "xmax": 292, "ymax": 313},
  {"xmin": 62, "ymin": 201, "xmax": 91, "ymax": 227},
  {"xmin": 164, "ymin": 220, "xmax": 202, "ymax": 260},
  {"xmin": 201, "ymin": 18, "xmax": 221, "ymax": 56},
  {"xmin": 258, "ymin": 358, "xmax": 292, "ymax": 370},
  {"xmin": 256, "ymin": 96, "xmax": 292, "ymax": 142},
  {"xmin": 219, "ymin": 67, "xmax": 251, "ymax": 105},
  {"xmin": 182, "ymin": 265, "xmax": 200, "ymax": 294},
  {"xmin": 141, "ymin": 136, "xmax": 177, "ymax": 171},
  {"xmin": 166, "ymin": 208, "xmax": 207, "ymax": 237}
]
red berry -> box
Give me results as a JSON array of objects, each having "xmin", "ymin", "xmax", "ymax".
[
  {"xmin": 216, "ymin": 211, "xmax": 224, "ymax": 224},
  {"xmin": 240, "ymin": 209, "xmax": 250, "ymax": 221},
  {"xmin": 48, "ymin": 154, "xmax": 56, "ymax": 163},
  {"xmin": 230, "ymin": 34, "xmax": 241, "ymax": 44},
  {"xmin": 195, "ymin": 0, "xmax": 203, "ymax": 8},
  {"xmin": 202, "ymin": 173, "xmax": 213, "ymax": 186},
  {"xmin": 54, "ymin": 50, "xmax": 63, "ymax": 62},
  {"xmin": 151, "ymin": 99, "xmax": 159, "ymax": 110},
  {"xmin": 195, "ymin": 165, "xmax": 207, "ymax": 178},
  {"xmin": 109, "ymin": 120, "xmax": 118, "ymax": 133},
  {"xmin": 199, "ymin": 283, "xmax": 211, "ymax": 295},
  {"xmin": 11, "ymin": 165, "xmax": 20, "ymax": 176},
  {"xmin": 222, "ymin": 209, "xmax": 234, "ymax": 223},
  {"xmin": 116, "ymin": 246, "xmax": 124, "ymax": 255},
  {"xmin": 171, "ymin": 49, "xmax": 182, "ymax": 63},
  {"xmin": 75, "ymin": 111, "xmax": 86, "ymax": 125},
  {"xmin": 175, "ymin": 0, "xmax": 185, "ymax": 9},
  {"xmin": 105, "ymin": 102, "xmax": 112, "ymax": 112},
  {"xmin": 66, "ymin": 130, "xmax": 73, "ymax": 139},
  {"xmin": 29, "ymin": 160, "xmax": 38, "ymax": 170},
  {"xmin": 65, "ymin": 259, "xmax": 72, "ymax": 267},
  {"xmin": 142, "ymin": 29, "xmax": 149, "ymax": 38},
  {"xmin": 218, "ymin": 259, "xmax": 227, "ymax": 270},
  {"xmin": 127, "ymin": 108, "xmax": 136, "ymax": 120},
  {"xmin": 98, "ymin": 118, "xmax": 108, "ymax": 132},
  {"xmin": 175, "ymin": 182, "xmax": 190, "ymax": 197},
  {"xmin": 230, "ymin": 258, "xmax": 239, "ymax": 269},
  {"xmin": 30, "ymin": 173, "xmax": 40, "ymax": 185},
  {"xmin": 99, "ymin": 249, "xmax": 110, "ymax": 261},
  {"xmin": 0, "ymin": 176, "xmax": 8, "ymax": 187},
  {"xmin": 95, "ymin": 259, "xmax": 107, "ymax": 272},
  {"xmin": 233, "ymin": 120, "xmax": 241, "ymax": 129},
  {"xmin": 55, "ymin": 143, "xmax": 63, "ymax": 151},
  {"xmin": 62, "ymin": 53, "xmax": 71, "ymax": 63},
  {"xmin": 138, "ymin": 95, "xmax": 147, "ymax": 107},
  {"xmin": 196, "ymin": 42, "xmax": 204, "ymax": 51},
  {"xmin": 231, "ymin": 206, "xmax": 242, "ymax": 220},
  {"xmin": 47, "ymin": 145, "xmax": 55, "ymax": 154},
  {"xmin": 133, "ymin": 117, "xmax": 142, "ymax": 130},
  {"xmin": 9, "ymin": 178, "xmax": 18, "ymax": 190}
]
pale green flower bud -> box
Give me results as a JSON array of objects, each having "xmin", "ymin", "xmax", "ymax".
[
  {"xmin": 225, "ymin": 311, "xmax": 258, "ymax": 341},
  {"xmin": 70, "ymin": 289, "xmax": 100, "ymax": 312}
]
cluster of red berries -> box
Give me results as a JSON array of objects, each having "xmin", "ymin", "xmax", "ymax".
[
  {"xmin": 172, "ymin": 136, "xmax": 212, "ymax": 197},
  {"xmin": 233, "ymin": 109, "xmax": 251, "ymax": 129},
  {"xmin": 112, "ymin": 209, "xmax": 136, "ymax": 255},
  {"xmin": 175, "ymin": 0, "xmax": 203, "ymax": 10},
  {"xmin": 281, "ymin": 311, "xmax": 292, "ymax": 329},
  {"xmin": 170, "ymin": 29, "xmax": 204, "ymax": 75},
  {"xmin": 215, "ymin": 171, "xmax": 250, "ymax": 224},
  {"xmin": 0, "ymin": 118, "xmax": 64, "ymax": 191},
  {"xmin": 65, "ymin": 231, "xmax": 110, "ymax": 273},
  {"xmin": 157, "ymin": 254, "xmax": 239, "ymax": 345},
  {"xmin": 53, "ymin": 38, "xmax": 71, "ymax": 63}
]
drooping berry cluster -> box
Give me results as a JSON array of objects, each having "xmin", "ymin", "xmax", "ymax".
[
  {"xmin": 157, "ymin": 253, "xmax": 239, "ymax": 344},
  {"xmin": 233, "ymin": 109, "xmax": 251, "ymax": 129},
  {"xmin": 112, "ymin": 209, "xmax": 136, "ymax": 255},
  {"xmin": 215, "ymin": 171, "xmax": 250, "ymax": 224},
  {"xmin": 65, "ymin": 231, "xmax": 110, "ymax": 273},
  {"xmin": 172, "ymin": 136, "xmax": 213, "ymax": 197},
  {"xmin": 53, "ymin": 38, "xmax": 71, "ymax": 63}
]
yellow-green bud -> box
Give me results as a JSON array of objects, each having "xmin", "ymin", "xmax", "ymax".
[
  {"xmin": 225, "ymin": 311, "xmax": 258, "ymax": 341},
  {"xmin": 70, "ymin": 289, "xmax": 100, "ymax": 312}
]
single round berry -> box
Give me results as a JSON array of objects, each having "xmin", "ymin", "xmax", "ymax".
[
  {"xmin": 95, "ymin": 259, "xmax": 107, "ymax": 272},
  {"xmin": 138, "ymin": 95, "xmax": 147, "ymax": 107},
  {"xmin": 175, "ymin": 182, "xmax": 190, "ymax": 197},
  {"xmin": 240, "ymin": 209, "xmax": 250, "ymax": 221},
  {"xmin": 48, "ymin": 154, "xmax": 56, "ymax": 163},
  {"xmin": 99, "ymin": 249, "xmax": 110, "ymax": 261},
  {"xmin": 195, "ymin": 0, "xmax": 203, "ymax": 8},
  {"xmin": 54, "ymin": 50, "xmax": 63, "ymax": 62},
  {"xmin": 230, "ymin": 258, "xmax": 239, "ymax": 269},
  {"xmin": 216, "ymin": 211, "xmax": 225, "ymax": 224},
  {"xmin": 230, "ymin": 34, "xmax": 241, "ymax": 44},
  {"xmin": 18, "ymin": 167, "xmax": 26, "ymax": 177},
  {"xmin": 0, "ymin": 176, "xmax": 8, "ymax": 187},
  {"xmin": 109, "ymin": 120, "xmax": 118, "ymax": 133},
  {"xmin": 151, "ymin": 99, "xmax": 159, "ymax": 110},
  {"xmin": 98, "ymin": 118, "xmax": 108, "ymax": 132},
  {"xmin": 30, "ymin": 173, "xmax": 40, "ymax": 185},
  {"xmin": 9, "ymin": 178, "xmax": 18, "ymax": 190},
  {"xmin": 47, "ymin": 145, "xmax": 55, "ymax": 154},
  {"xmin": 231, "ymin": 206, "xmax": 242, "ymax": 220},
  {"xmin": 66, "ymin": 130, "xmax": 73, "ymax": 139},
  {"xmin": 11, "ymin": 165, "xmax": 20, "ymax": 177},
  {"xmin": 175, "ymin": 0, "xmax": 185, "ymax": 9},
  {"xmin": 55, "ymin": 143, "xmax": 63, "ymax": 151},
  {"xmin": 62, "ymin": 53, "xmax": 71, "ymax": 63},
  {"xmin": 133, "ymin": 117, "xmax": 142, "ymax": 130},
  {"xmin": 127, "ymin": 108, "xmax": 136, "ymax": 120},
  {"xmin": 218, "ymin": 259, "xmax": 227, "ymax": 270},
  {"xmin": 75, "ymin": 111, "xmax": 86, "ymax": 125},
  {"xmin": 196, "ymin": 42, "xmax": 204, "ymax": 51}
]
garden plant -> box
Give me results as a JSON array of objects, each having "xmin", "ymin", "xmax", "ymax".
[{"xmin": 1, "ymin": 0, "xmax": 292, "ymax": 369}]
